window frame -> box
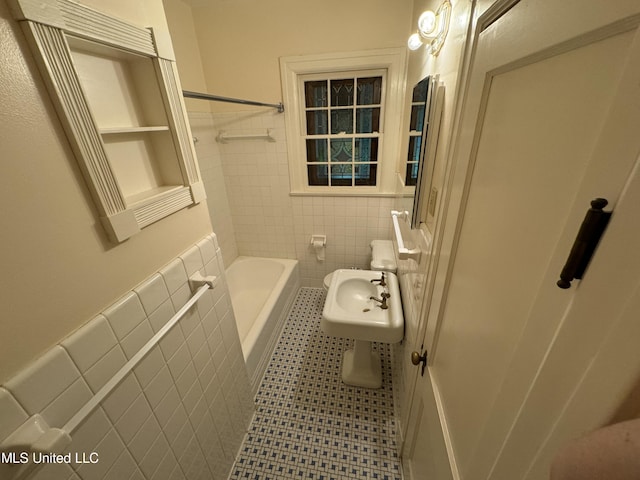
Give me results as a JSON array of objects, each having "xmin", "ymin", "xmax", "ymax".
[{"xmin": 280, "ymin": 49, "xmax": 407, "ymax": 195}]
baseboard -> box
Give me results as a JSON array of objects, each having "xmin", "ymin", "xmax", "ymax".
[{"xmin": 431, "ymin": 372, "xmax": 462, "ymax": 480}]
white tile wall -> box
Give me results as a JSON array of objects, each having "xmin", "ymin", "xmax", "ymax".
[
  {"xmin": 189, "ymin": 112, "xmax": 238, "ymax": 268},
  {"xmin": 0, "ymin": 234, "xmax": 254, "ymax": 480},
  {"xmin": 291, "ymin": 195, "xmax": 394, "ymax": 286},
  {"xmin": 214, "ymin": 111, "xmax": 295, "ymax": 264},
  {"xmin": 0, "ymin": 387, "xmax": 28, "ymax": 441},
  {"xmin": 189, "ymin": 110, "xmax": 394, "ymax": 287}
]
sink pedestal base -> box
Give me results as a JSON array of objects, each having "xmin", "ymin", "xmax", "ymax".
[{"xmin": 342, "ymin": 340, "xmax": 382, "ymax": 389}]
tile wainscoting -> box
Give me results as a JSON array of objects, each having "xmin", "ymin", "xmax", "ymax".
[{"xmin": 0, "ymin": 234, "xmax": 253, "ymax": 480}]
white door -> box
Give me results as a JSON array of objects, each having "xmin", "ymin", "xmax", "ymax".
[{"xmin": 402, "ymin": 1, "xmax": 640, "ymax": 479}]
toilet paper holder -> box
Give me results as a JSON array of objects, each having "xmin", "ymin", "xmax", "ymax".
[
  {"xmin": 310, "ymin": 235, "xmax": 326, "ymax": 261},
  {"xmin": 310, "ymin": 235, "xmax": 326, "ymax": 247}
]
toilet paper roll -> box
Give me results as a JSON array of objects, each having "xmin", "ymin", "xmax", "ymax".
[{"xmin": 313, "ymin": 240, "xmax": 325, "ymax": 261}]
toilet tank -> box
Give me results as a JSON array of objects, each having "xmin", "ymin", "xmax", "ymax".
[{"xmin": 370, "ymin": 240, "xmax": 397, "ymax": 273}]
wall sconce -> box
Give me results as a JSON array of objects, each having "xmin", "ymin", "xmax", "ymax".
[{"xmin": 407, "ymin": 0, "xmax": 452, "ymax": 55}]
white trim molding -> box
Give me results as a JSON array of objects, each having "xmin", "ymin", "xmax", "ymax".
[{"xmin": 9, "ymin": 0, "xmax": 204, "ymax": 243}]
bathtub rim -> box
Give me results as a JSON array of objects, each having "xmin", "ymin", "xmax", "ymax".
[{"xmin": 225, "ymin": 256, "xmax": 300, "ymax": 394}]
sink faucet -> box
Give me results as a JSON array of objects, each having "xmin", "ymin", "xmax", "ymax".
[
  {"xmin": 370, "ymin": 292, "xmax": 391, "ymax": 309},
  {"xmin": 370, "ymin": 272, "xmax": 387, "ymax": 287}
]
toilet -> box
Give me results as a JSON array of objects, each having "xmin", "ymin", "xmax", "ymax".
[
  {"xmin": 370, "ymin": 239, "xmax": 398, "ymax": 274},
  {"xmin": 323, "ymin": 240, "xmax": 397, "ymax": 290}
]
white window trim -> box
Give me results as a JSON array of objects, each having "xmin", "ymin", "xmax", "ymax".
[{"xmin": 280, "ymin": 48, "xmax": 407, "ymax": 195}]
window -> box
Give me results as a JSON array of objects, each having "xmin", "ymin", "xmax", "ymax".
[
  {"xmin": 281, "ymin": 49, "xmax": 407, "ymax": 195},
  {"xmin": 406, "ymin": 78, "xmax": 430, "ymax": 186},
  {"xmin": 304, "ymin": 73, "xmax": 383, "ymax": 187}
]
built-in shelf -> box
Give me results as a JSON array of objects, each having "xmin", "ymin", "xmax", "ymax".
[
  {"xmin": 100, "ymin": 126, "xmax": 170, "ymax": 134},
  {"xmin": 126, "ymin": 185, "xmax": 184, "ymax": 208},
  {"xmin": 10, "ymin": 0, "xmax": 207, "ymax": 243}
]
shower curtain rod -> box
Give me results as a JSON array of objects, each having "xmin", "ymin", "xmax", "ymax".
[{"xmin": 182, "ymin": 90, "xmax": 285, "ymax": 113}]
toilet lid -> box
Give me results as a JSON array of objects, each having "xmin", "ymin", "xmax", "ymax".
[{"xmin": 323, "ymin": 272, "xmax": 334, "ymax": 290}]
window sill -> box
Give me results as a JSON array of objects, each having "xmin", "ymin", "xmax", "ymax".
[{"xmin": 289, "ymin": 190, "xmax": 403, "ymax": 198}]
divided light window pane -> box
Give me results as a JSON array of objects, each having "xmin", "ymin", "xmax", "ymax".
[
  {"xmin": 355, "ymin": 138, "xmax": 378, "ymax": 163},
  {"xmin": 303, "ymin": 74, "xmax": 382, "ymax": 187},
  {"xmin": 357, "ymin": 77, "xmax": 382, "ymax": 105},
  {"xmin": 306, "ymin": 111, "xmax": 328, "ymax": 134},
  {"xmin": 331, "ymin": 110, "xmax": 353, "ymax": 134},
  {"xmin": 406, "ymin": 79, "xmax": 430, "ymax": 186},
  {"xmin": 305, "ymin": 81, "xmax": 327, "ymax": 107},
  {"xmin": 331, "ymin": 79, "xmax": 354, "ymax": 106}
]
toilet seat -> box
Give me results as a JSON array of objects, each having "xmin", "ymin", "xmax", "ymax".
[{"xmin": 323, "ymin": 272, "xmax": 334, "ymax": 291}]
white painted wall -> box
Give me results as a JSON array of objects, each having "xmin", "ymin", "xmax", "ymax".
[{"xmin": 187, "ymin": 0, "xmax": 414, "ymax": 113}]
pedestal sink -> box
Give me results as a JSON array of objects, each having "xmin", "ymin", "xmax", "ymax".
[{"xmin": 321, "ymin": 269, "xmax": 404, "ymax": 388}]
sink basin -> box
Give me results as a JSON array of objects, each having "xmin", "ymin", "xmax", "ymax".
[
  {"xmin": 321, "ymin": 269, "xmax": 404, "ymax": 344},
  {"xmin": 335, "ymin": 278, "xmax": 379, "ymax": 310}
]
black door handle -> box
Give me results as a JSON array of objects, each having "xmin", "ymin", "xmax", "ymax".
[{"xmin": 557, "ymin": 198, "xmax": 612, "ymax": 289}]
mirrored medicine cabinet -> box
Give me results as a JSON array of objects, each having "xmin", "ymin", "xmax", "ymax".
[
  {"xmin": 9, "ymin": 0, "xmax": 205, "ymax": 243},
  {"xmin": 405, "ymin": 75, "xmax": 444, "ymax": 230}
]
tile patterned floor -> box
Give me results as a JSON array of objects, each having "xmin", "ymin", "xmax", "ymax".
[{"xmin": 229, "ymin": 288, "xmax": 402, "ymax": 480}]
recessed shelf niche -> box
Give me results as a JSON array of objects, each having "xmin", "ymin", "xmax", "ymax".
[{"xmin": 9, "ymin": 0, "xmax": 206, "ymax": 242}]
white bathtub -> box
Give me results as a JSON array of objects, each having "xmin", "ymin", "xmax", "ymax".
[{"xmin": 226, "ymin": 256, "xmax": 300, "ymax": 393}]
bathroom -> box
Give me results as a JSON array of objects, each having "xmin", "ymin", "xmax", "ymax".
[{"xmin": 2, "ymin": 0, "xmax": 640, "ymax": 479}]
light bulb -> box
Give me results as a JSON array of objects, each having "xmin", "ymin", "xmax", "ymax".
[
  {"xmin": 418, "ymin": 10, "xmax": 437, "ymax": 39},
  {"xmin": 407, "ymin": 33, "xmax": 423, "ymax": 51}
]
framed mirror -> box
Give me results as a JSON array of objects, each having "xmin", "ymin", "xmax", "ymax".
[{"xmin": 406, "ymin": 75, "xmax": 444, "ymax": 229}]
